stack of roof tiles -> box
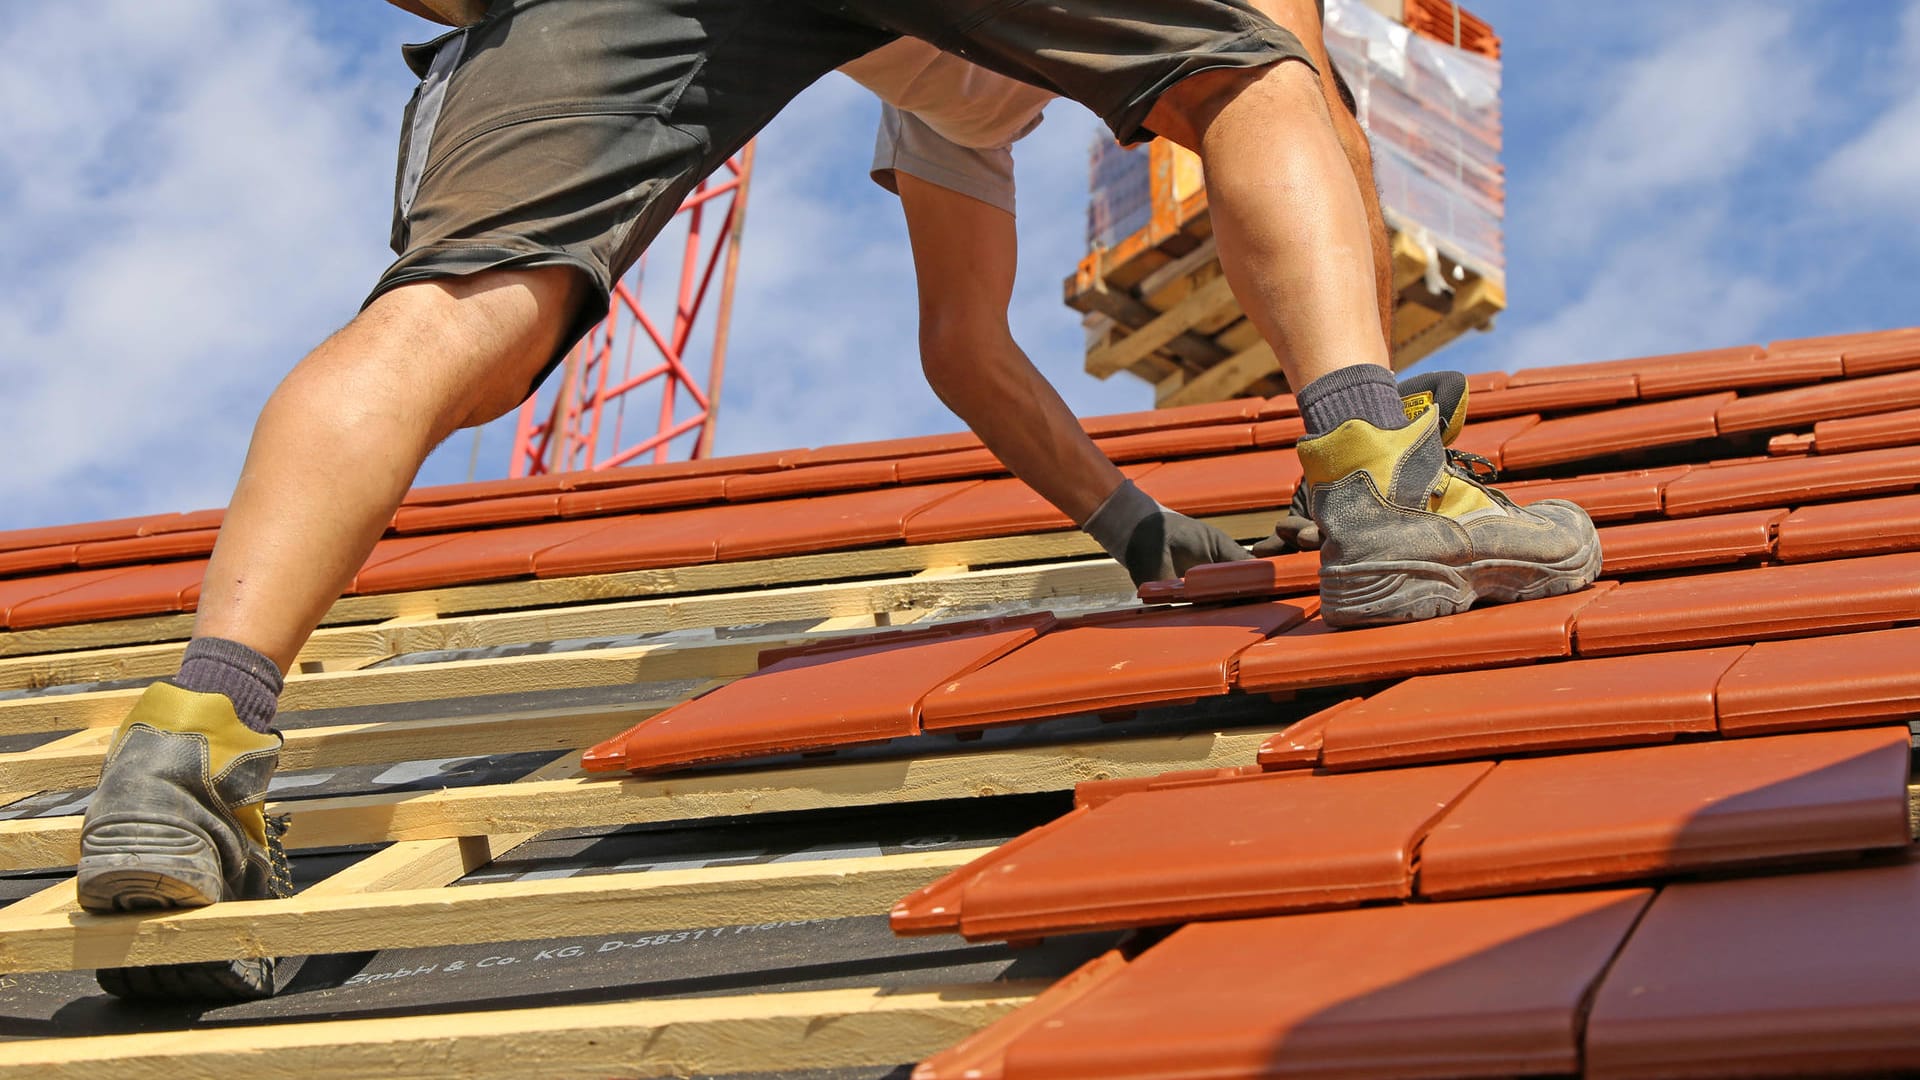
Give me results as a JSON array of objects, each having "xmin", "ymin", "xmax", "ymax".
[{"xmin": 6, "ymin": 325, "xmax": 1920, "ymax": 1076}]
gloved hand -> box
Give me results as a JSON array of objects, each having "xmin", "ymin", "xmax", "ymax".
[{"xmin": 1083, "ymin": 479, "xmax": 1255, "ymax": 586}]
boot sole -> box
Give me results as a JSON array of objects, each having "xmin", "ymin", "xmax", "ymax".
[
  {"xmin": 77, "ymin": 820, "xmax": 225, "ymax": 913},
  {"xmin": 1319, "ymin": 532, "xmax": 1603, "ymax": 629}
]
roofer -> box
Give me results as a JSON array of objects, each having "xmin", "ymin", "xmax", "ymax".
[
  {"xmin": 76, "ymin": 0, "xmax": 1601, "ymax": 1000},
  {"xmin": 835, "ymin": 4, "xmax": 1470, "ymax": 581}
]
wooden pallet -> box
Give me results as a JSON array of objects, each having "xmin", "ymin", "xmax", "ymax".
[{"xmin": 1065, "ymin": 140, "xmax": 1506, "ymax": 405}]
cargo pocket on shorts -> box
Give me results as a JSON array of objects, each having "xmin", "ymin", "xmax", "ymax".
[{"xmin": 390, "ymin": 26, "xmax": 471, "ymax": 254}]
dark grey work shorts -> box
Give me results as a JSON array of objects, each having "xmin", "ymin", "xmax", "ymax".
[{"xmin": 375, "ymin": 0, "xmax": 1313, "ymax": 379}]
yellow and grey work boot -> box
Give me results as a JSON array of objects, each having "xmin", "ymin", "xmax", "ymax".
[
  {"xmin": 1297, "ymin": 395, "xmax": 1601, "ymax": 628},
  {"xmin": 1255, "ymin": 371, "xmax": 1474, "ymax": 556},
  {"xmin": 77, "ymin": 681, "xmax": 290, "ymax": 1001}
]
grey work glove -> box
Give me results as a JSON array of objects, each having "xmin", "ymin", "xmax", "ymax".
[{"xmin": 1083, "ymin": 479, "xmax": 1255, "ymax": 586}]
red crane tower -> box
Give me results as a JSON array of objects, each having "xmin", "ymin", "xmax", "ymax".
[{"xmin": 507, "ymin": 144, "xmax": 754, "ymax": 476}]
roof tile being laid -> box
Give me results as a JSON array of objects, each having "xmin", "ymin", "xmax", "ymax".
[
  {"xmin": 354, "ymin": 517, "xmax": 627, "ymax": 593},
  {"xmin": 913, "ymin": 949, "xmax": 1133, "ymax": 1080},
  {"xmin": 1596, "ymin": 510, "xmax": 1782, "ymax": 575},
  {"xmin": 1713, "ymin": 626, "xmax": 1920, "ymax": 737},
  {"xmin": 6, "ymin": 559, "xmax": 208, "ymax": 630},
  {"xmin": 942, "ymin": 762, "xmax": 1493, "ymax": 940},
  {"xmin": 720, "ymin": 459, "xmax": 899, "ymax": 502},
  {"xmin": 1173, "ymin": 552, "xmax": 1319, "ymax": 603},
  {"xmin": 1136, "ymin": 448, "xmax": 1301, "ymax": 517},
  {"xmin": 1716, "ymin": 368, "xmax": 1920, "ymax": 434},
  {"xmin": 1812, "ymin": 406, "xmax": 1920, "ymax": 454},
  {"xmin": 1236, "ymin": 584, "xmax": 1612, "ymax": 694},
  {"xmin": 390, "ymin": 492, "xmax": 563, "ymax": 535},
  {"xmin": 989, "ymin": 890, "xmax": 1652, "ymax": 1080},
  {"xmin": 1499, "ymin": 393, "xmax": 1734, "ymax": 472},
  {"xmin": 1418, "ymin": 725, "xmax": 1913, "ymax": 900},
  {"xmin": 919, "ymin": 600, "xmax": 1311, "ymax": 731},
  {"xmin": 1093, "ymin": 423, "xmax": 1255, "ymax": 463},
  {"xmin": 580, "ymin": 620, "xmax": 1046, "ymax": 775},
  {"xmin": 1464, "ymin": 374, "xmax": 1640, "ymax": 420},
  {"xmin": 1499, "ymin": 466, "xmax": 1692, "ymax": 522},
  {"xmin": 1571, "ymin": 552, "xmax": 1920, "ymax": 656},
  {"xmin": 1506, "ymin": 345, "xmax": 1763, "ymax": 389},
  {"xmin": 1450, "ymin": 413, "xmax": 1541, "ymax": 469},
  {"xmin": 1662, "ymin": 444, "xmax": 1920, "ymax": 517},
  {"xmin": 1585, "ymin": 857, "xmax": 1920, "ymax": 1079},
  {"xmin": 1317, "ymin": 647, "xmax": 1745, "ymax": 771},
  {"xmin": 554, "ymin": 475, "xmax": 730, "ymax": 517},
  {"xmin": 1843, "ymin": 337, "xmax": 1920, "ymax": 377},
  {"xmin": 1773, "ymin": 493, "xmax": 1920, "ymax": 563},
  {"xmin": 903, "ymin": 469, "xmax": 1154, "ymax": 545}
]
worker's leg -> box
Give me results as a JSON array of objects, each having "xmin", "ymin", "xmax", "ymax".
[
  {"xmin": 896, "ymin": 172, "xmax": 1249, "ymax": 583},
  {"xmin": 196, "ymin": 269, "xmax": 584, "ymax": 671},
  {"xmin": 77, "ymin": 0, "xmax": 893, "ymax": 1001}
]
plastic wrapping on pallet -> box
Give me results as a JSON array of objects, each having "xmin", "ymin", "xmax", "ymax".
[{"xmin": 1086, "ymin": 0, "xmax": 1504, "ymax": 278}]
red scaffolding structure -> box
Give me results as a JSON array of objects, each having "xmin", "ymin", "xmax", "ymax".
[{"xmin": 508, "ymin": 144, "xmax": 753, "ymax": 477}]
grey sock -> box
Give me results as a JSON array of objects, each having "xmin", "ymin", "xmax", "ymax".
[
  {"xmin": 175, "ymin": 637, "xmax": 284, "ymax": 734},
  {"xmin": 1298, "ymin": 363, "xmax": 1409, "ymax": 437}
]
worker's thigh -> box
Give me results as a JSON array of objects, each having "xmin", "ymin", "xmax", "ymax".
[
  {"xmin": 807, "ymin": 0, "xmax": 1315, "ymax": 144},
  {"xmin": 371, "ymin": 0, "xmax": 892, "ymax": 398}
]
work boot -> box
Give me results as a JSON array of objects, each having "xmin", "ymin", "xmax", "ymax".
[
  {"xmin": 78, "ymin": 681, "xmax": 291, "ymax": 1001},
  {"xmin": 1296, "ymin": 395, "xmax": 1601, "ymax": 628},
  {"xmin": 1254, "ymin": 371, "xmax": 1473, "ymax": 556}
]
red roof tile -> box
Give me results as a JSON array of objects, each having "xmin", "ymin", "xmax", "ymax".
[
  {"xmin": 1842, "ymin": 336, "xmax": 1920, "ymax": 377},
  {"xmin": 719, "ymin": 482, "xmax": 982, "ymax": 560},
  {"xmin": 580, "ymin": 621, "xmax": 1044, "ymax": 774},
  {"xmin": 941, "ymin": 762, "xmax": 1491, "ymax": 939},
  {"xmin": 1774, "ymin": 493, "xmax": 1920, "ymax": 564},
  {"xmin": 1135, "ymin": 448, "xmax": 1300, "ymax": 517},
  {"xmin": 1596, "ymin": 510, "xmax": 1782, "ymax": 575},
  {"xmin": 1571, "ymin": 553, "xmax": 1920, "ymax": 655},
  {"xmin": 1714, "ymin": 627, "xmax": 1920, "ymax": 736},
  {"xmin": 7, "ymin": 559, "xmax": 207, "ymax": 629},
  {"xmin": 1586, "ymin": 858, "xmax": 1920, "ymax": 1078},
  {"xmin": 1812, "ymin": 406, "xmax": 1920, "ymax": 454},
  {"xmin": 1450, "ymin": 413, "xmax": 1541, "ymax": 469},
  {"xmin": 902, "ymin": 469, "xmax": 1151, "ymax": 545},
  {"xmin": 0, "ymin": 544, "xmax": 79, "ymax": 577},
  {"xmin": 914, "ymin": 950, "xmax": 1132, "ymax": 1080},
  {"xmin": 1500, "ymin": 466, "xmax": 1691, "ymax": 522},
  {"xmin": 721, "ymin": 459, "xmax": 900, "ymax": 502},
  {"xmin": 989, "ymin": 890, "xmax": 1651, "ymax": 1080},
  {"xmin": 1662, "ymin": 444, "xmax": 1920, "ymax": 517},
  {"xmin": 0, "ymin": 515, "xmax": 170, "ymax": 556},
  {"xmin": 1506, "ymin": 345, "xmax": 1762, "ymax": 389},
  {"xmin": 1254, "ymin": 698, "xmax": 1351, "ymax": 770},
  {"xmin": 1418, "ymin": 726, "xmax": 1912, "ymax": 899},
  {"xmin": 390, "ymin": 493, "xmax": 563, "ymax": 534},
  {"xmin": 1316, "ymin": 647, "xmax": 1744, "ymax": 771},
  {"xmin": 1092, "ymin": 423, "xmax": 1255, "ymax": 463},
  {"xmin": 354, "ymin": 517, "xmax": 624, "ymax": 593},
  {"xmin": 919, "ymin": 600, "xmax": 1310, "ymax": 731},
  {"xmin": 1716, "ymin": 369, "xmax": 1920, "ymax": 434},
  {"xmin": 1465, "ymin": 374, "xmax": 1640, "ymax": 419},
  {"xmin": 1500, "ymin": 393, "xmax": 1733, "ymax": 471},
  {"xmin": 1077, "ymin": 398, "xmax": 1265, "ymax": 438},
  {"xmin": 553, "ymin": 475, "xmax": 729, "ymax": 517},
  {"xmin": 1171, "ymin": 552, "xmax": 1318, "ymax": 603},
  {"xmin": 1236, "ymin": 585, "xmax": 1610, "ymax": 694}
]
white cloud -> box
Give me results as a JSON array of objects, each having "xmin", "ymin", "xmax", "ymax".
[
  {"xmin": 1810, "ymin": 0, "xmax": 1920, "ymax": 230},
  {"xmin": 0, "ymin": 0, "xmax": 405, "ymax": 527},
  {"xmin": 1533, "ymin": 6, "xmax": 1814, "ymax": 247}
]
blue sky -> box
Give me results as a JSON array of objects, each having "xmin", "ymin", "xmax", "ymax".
[{"xmin": 2, "ymin": 1, "xmax": 1916, "ymax": 530}]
